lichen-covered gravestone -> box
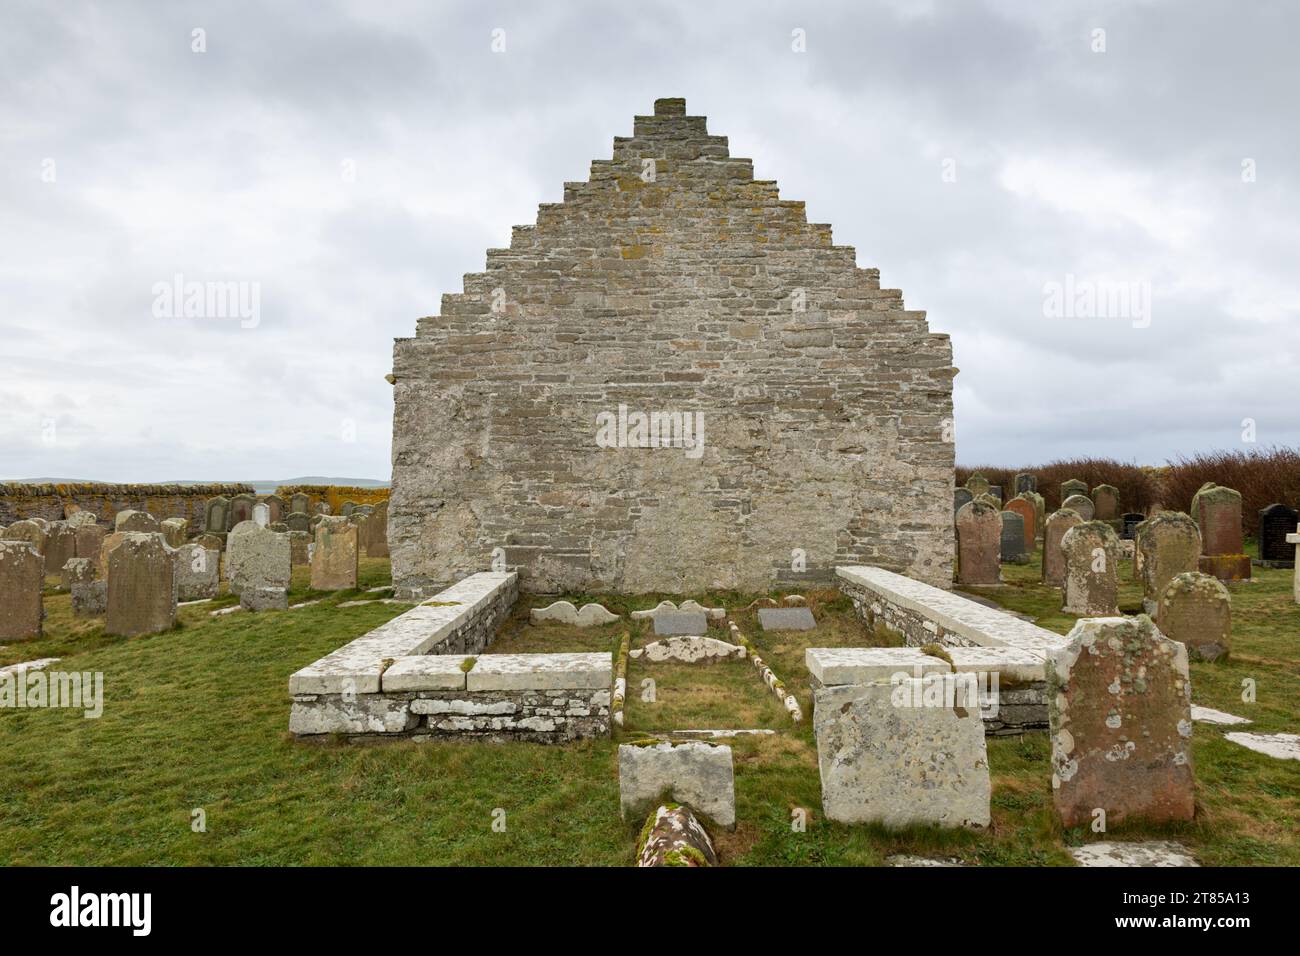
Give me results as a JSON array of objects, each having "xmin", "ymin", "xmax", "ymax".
[
  {"xmin": 965, "ymin": 474, "xmax": 990, "ymax": 497},
  {"xmin": 618, "ymin": 741, "xmax": 735, "ymax": 829},
  {"xmin": 954, "ymin": 487, "xmax": 973, "ymax": 516},
  {"xmin": 956, "ymin": 500, "xmax": 1001, "ymax": 586},
  {"xmin": 43, "ymin": 521, "xmax": 77, "ymax": 576},
  {"xmin": 1060, "ymin": 520, "xmax": 1119, "ymax": 615},
  {"xmin": 1015, "ymin": 472, "xmax": 1037, "ymax": 495},
  {"xmin": 1042, "ymin": 508, "xmax": 1084, "ymax": 587},
  {"xmin": 1136, "ymin": 511, "xmax": 1201, "ymax": 615},
  {"xmin": 1191, "ymin": 483, "xmax": 1249, "ymax": 581},
  {"xmin": 114, "ymin": 509, "xmax": 159, "ymax": 533},
  {"xmin": 1158, "ymin": 571, "xmax": 1231, "ymax": 662},
  {"xmin": 174, "ymin": 543, "xmax": 220, "ymax": 601},
  {"xmin": 205, "ymin": 496, "xmax": 229, "ymax": 535},
  {"xmin": 74, "ymin": 522, "xmax": 105, "ymax": 562},
  {"xmin": 812, "ymin": 676, "xmax": 990, "ymax": 827},
  {"xmin": 289, "ymin": 530, "xmax": 311, "ymax": 566},
  {"xmin": 1005, "ymin": 496, "xmax": 1036, "ymax": 545},
  {"xmin": 161, "ymin": 517, "xmax": 188, "ymax": 548},
  {"xmin": 106, "ymin": 533, "xmax": 176, "ymax": 637},
  {"xmin": 310, "ymin": 516, "xmax": 358, "ymax": 590},
  {"xmin": 63, "ymin": 557, "xmax": 105, "ymax": 617},
  {"xmin": 365, "ymin": 500, "xmax": 390, "ymax": 557},
  {"xmin": 1047, "ymin": 615, "xmax": 1195, "ymax": 827},
  {"xmin": 2, "ymin": 519, "xmax": 47, "ymax": 557},
  {"xmin": 1060, "ymin": 478, "xmax": 1089, "ymax": 501},
  {"xmin": 226, "ymin": 520, "xmax": 291, "ymax": 598},
  {"xmin": 1061, "ymin": 493, "xmax": 1095, "ymax": 522},
  {"xmin": 1092, "ymin": 484, "xmax": 1121, "ymax": 522},
  {"xmin": 0, "ymin": 540, "xmax": 44, "ymax": 641}
]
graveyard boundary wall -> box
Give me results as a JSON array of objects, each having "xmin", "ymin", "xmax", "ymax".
[{"xmin": 0, "ymin": 483, "xmax": 253, "ymax": 531}]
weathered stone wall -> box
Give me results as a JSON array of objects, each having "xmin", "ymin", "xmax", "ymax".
[
  {"xmin": 389, "ymin": 98, "xmax": 955, "ymax": 598},
  {"xmin": 0, "ymin": 483, "xmax": 253, "ymax": 532},
  {"xmin": 274, "ymin": 485, "xmax": 390, "ymax": 515}
]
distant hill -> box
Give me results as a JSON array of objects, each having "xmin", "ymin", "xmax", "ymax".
[{"xmin": 6, "ymin": 476, "xmax": 391, "ymax": 491}]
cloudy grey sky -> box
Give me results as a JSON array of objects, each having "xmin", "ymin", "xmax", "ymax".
[{"xmin": 3, "ymin": 0, "xmax": 1297, "ymax": 482}]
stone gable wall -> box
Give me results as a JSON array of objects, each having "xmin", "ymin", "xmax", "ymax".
[{"xmin": 390, "ymin": 98, "xmax": 955, "ymax": 596}]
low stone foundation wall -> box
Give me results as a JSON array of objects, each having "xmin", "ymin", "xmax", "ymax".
[
  {"xmin": 826, "ymin": 566, "xmax": 1071, "ymax": 735},
  {"xmin": 289, "ymin": 571, "xmax": 612, "ymax": 743}
]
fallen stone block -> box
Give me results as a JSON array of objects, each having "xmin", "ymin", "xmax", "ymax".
[
  {"xmin": 620, "ymin": 740, "xmax": 735, "ymax": 829},
  {"xmin": 635, "ymin": 804, "xmax": 717, "ymax": 867}
]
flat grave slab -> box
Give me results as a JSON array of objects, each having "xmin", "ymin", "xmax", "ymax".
[
  {"xmin": 653, "ymin": 609, "xmax": 708, "ymax": 636},
  {"xmin": 1068, "ymin": 841, "xmax": 1199, "ymax": 867},
  {"xmin": 758, "ymin": 607, "xmax": 816, "ymax": 631}
]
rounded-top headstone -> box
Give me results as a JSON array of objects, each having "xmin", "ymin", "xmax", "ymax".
[
  {"xmin": 1157, "ymin": 571, "xmax": 1231, "ymax": 662},
  {"xmin": 1042, "ymin": 508, "xmax": 1084, "ymax": 587},
  {"xmin": 1135, "ymin": 511, "xmax": 1201, "ymax": 615},
  {"xmin": 1191, "ymin": 484, "xmax": 1243, "ymax": 557},
  {"xmin": 114, "ymin": 509, "xmax": 160, "ymax": 533},
  {"xmin": 1060, "ymin": 520, "xmax": 1120, "ymax": 615},
  {"xmin": 1061, "ymin": 493, "xmax": 1095, "ymax": 521},
  {"xmin": 965, "ymin": 474, "xmax": 990, "ymax": 498}
]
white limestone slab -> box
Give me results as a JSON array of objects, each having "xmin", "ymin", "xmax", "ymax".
[
  {"xmin": 945, "ymin": 646, "xmax": 1047, "ymax": 683},
  {"xmin": 1224, "ymin": 731, "xmax": 1300, "ymax": 760},
  {"xmin": 886, "ymin": 854, "xmax": 966, "ymax": 867},
  {"xmin": 0, "ymin": 658, "xmax": 60, "ymax": 678},
  {"xmin": 466, "ymin": 652, "xmax": 611, "ymax": 691},
  {"xmin": 619, "ymin": 741, "xmax": 736, "ymax": 828},
  {"xmin": 805, "ymin": 647, "xmax": 949, "ymax": 686},
  {"xmin": 836, "ymin": 565, "xmax": 1068, "ymax": 654},
  {"xmin": 381, "ymin": 655, "xmax": 472, "ymax": 691},
  {"xmin": 1069, "ymin": 841, "xmax": 1199, "ymax": 867},
  {"xmin": 529, "ymin": 600, "xmax": 620, "ymax": 627},
  {"xmin": 289, "ymin": 571, "xmax": 516, "ymax": 694},
  {"xmin": 630, "ymin": 636, "xmax": 745, "ymax": 663},
  {"xmin": 1190, "ymin": 705, "xmax": 1251, "ymax": 726}
]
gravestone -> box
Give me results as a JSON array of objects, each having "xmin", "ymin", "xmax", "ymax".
[
  {"xmin": 264, "ymin": 495, "xmax": 287, "ymax": 524},
  {"xmin": 1042, "ymin": 508, "xmax": 1084, "ymax": 587},
  {"xmin": 618, "ymin": 741, "xmax": 735, "ymax": 828},
  {"xmin": 366, "ymin": 500, "xmax": 390, "ymax": 557},
  {"xmin": 74, "ymin": 522, "xmax": 105, "ymax": 561},
  {"xmin": 1047, "ymin": 615, "xmax": 1194, "ymax": 827},
  {"xmin": 1157, "ymin": 571, "xmax": 1231, "ymax": 662},
  {"xmin": 194, "ymin": 532, "xmax": 224, "ymax": 553},
  {"xmin": 285, "ymin": 512, "xmax": 311, "ymax": 533},
  {"xmin": 0, "ymin": 540, "xmax": 44, "ymax": 641},
  {"xmin": 956, "ymin": 500, "xmax": 1001, "ymax": 586},
  {"xmin": 44, "ymin": 521, "xmax": 77, "ymax": 576},
  {"xmin": 1136, "ymin": 512, "xmax": 1202, "ymax": 615},
  {"xmin": 241, "ymin": 586, "xmax": 288, "ymax": 612},
  {"xmin": 61, "ymin": 556, "xmax": 96, "ymax": 592},
  {"xmin": 965, "ymin": 474, "xmax": 990, "ymax": 498},
  {"xmin": 812, "ymin": 676, "xmax": 990, "ymax": 827},
  {"xmin": 1060, "ymin": 478, "xmax": 1089, "ymax": 502},
  {"xmin": 1026, "ymin": 491, "xmax": 1046, "ymax": 540},
  {"xmin": 205, "ymin": 496, "xmax": 230, "ymax": 534},
  {"xmin": 310, "ymin": 516, "xmax": 358, "ymax": 590},
  {"xmin": 66, "ymin": 510, "xmax": 99, "ymax": 529},
  {"xmin": 999, "ymin": 511, "xmax": 1028, "ymax": 563},
  {"xmin": 1257, "ymin": 504, "xmax": 1297, "ymax": 567},
  {"xmin": 106, "ymin": 533, "xmax": 176, "ymax": 637},
  {"xmin": 1061, "ymin": 493, "xmax": 1095, "ymax": 521},
  {"xmin": 654, "ymin": 609, "xmax": 708, "ymax": 636},
  {"xmin": 1092, "ymin": 484, "xmax": 1120, "ymax": 521},
  {"xmin": 313, "ymin": 502, "xmax": 331, "ymax": 516},
  {"xmin": 253, "ymin": 503, "xmax": 271, "ymax": 528},
  {"xmin": 289, "ymin": 530, "xmax": 311, "ymax": 566},
  {"xmin": 1121, "ymin": 513, "xmax": 1145, "ymax": 540},
  {"xmin": 114, "ymin": 510, "xmax": 159, "ymax": 533},
  {"xmin": 227, "ymin": 520, "xmax": 292, "ymax": 597},
  {"xmin": 290, "ymin": 493, "xmax": 310, "ymax": 515},
  {"xmin": 97, "ymin": 531, "xmax": 126, "ymax": 577},
  {"xmin": 987, "ymin": 485, "xmax": 1003, "ymax": 504},
  {"xmin": 1192, "ymin": 484, "xmax": 1243, "ymax": 556},
  {"xmin": 62, "ymin": 557, "xmax": 105, "ymax": 617},
  {"xmin": 340, "ymin": 501, "xmax": 357, "ymax": 517},
  {"xmin": 1060, "ymin": 521, "xmax": 1119, "ymax": 615},
  {"xmin": 758, "ymin": 607, "xmax": 816, "ymax": 631},
  {"xmin": 229, "ymin": 494, "xmax": 256, "ymax": 529},
  {"xmin": 953, "ymin": 487, "xmax": 973, "ymax": 516},
  {"xmin": 1014, "ymin": 473, "xmax": 1037, "ymax": 495},
  {"xmin": 2, "ymin": 519, "xmax": 47, "ymax": 556},
  {"xmin": 161, "ymin": 517, "xmax": 188, "ymax": 548},
  {"xmin": 1005, "ymin": 497, "xmax": 1037, "ymax": 546},
  {"xmin": 174, "ymin": 543, "xmax": 220, "ymax": 602}
]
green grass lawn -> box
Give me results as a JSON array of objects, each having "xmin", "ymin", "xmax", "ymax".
[{"xmin": 1, "ymin": 551, "xmax": 1296, "ymax": 866}]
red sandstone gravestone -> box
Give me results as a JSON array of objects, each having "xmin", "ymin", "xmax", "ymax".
[
  {"xmin": 956, "ymin": 500, "xmax": 1001, "ymax": 586},
  {"xmin": 1005, "ymin": 497, "xmax": 1037, "ymax": 545},
  {"xmin": 1042, "ymin": 508, "xmax": 1083, "ymax": 588}
]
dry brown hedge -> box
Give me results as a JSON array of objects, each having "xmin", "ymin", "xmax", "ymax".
[{"xmin": 958, "ymin": 446, "xmax": 1300, "ymax": 537}]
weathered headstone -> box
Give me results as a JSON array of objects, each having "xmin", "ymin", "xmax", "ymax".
[
  {"xmin": 965, "ymin": 474, "xmax": 990, "ymax": 498},
  {"xmin": 1192, "ymin": 484, "xmax": 1244, "ymax": 556},
  {"xmin": 227, "ymin": 520, "xmax": 291, "ymax": 598},
  {"xmin": 310, "ymin": 516, "xmax": 358, "ymax": 590},
  {"xmin": 1061, "ymin": 493, "xmax": 1095, "ymax": 521},
  {"xmin": 193, "ymin": 532, "xmax": 224, "ymax": 553},
  {"xmin": 61, "ymin": 556, "xmax": 96, "ymax": 592},
  {"xmin": 1047, "ymin": 615, "xmax": 1194, "ymax": 827},
  {"xmin": 241, "ymin": 586, "xmax": 288, "ymax": 612},
  {"xmin": 290, "ymin": 492, "xmax": 310, "ymax": 515},
  {"xmin": 1014, "ymin": 472, "xmax": 1037, "ymax": 495},
  {"xmin": 1256, "ymin": 504, "xmax": 1297, "ymax": 567},
  {"xmin": 1042, "ymin": 508, "xmax": 1084, "ymax": 587},
  {"xmin": 289, "ymin": 530, "xmax": 311, "ymax": 566},
  {"xmin": 1120, "ymin": 512, "xmax": 1145, "ymax": 540},
  {"xmin": 1060, "ymin": 520, "xmax": 1119, "ymax": 615},
  {"xmin": 74, "ymin": 522, "xmax": 105, "ymax": 561},
  {"xmin": 205, "ymin": 496, "xmax": 230, "ymax": 534},
  {"xmin": 1060, "ymin": 478, "xmax": 1089, "ymax": 501},
  {"xmin": 1026, "ymin": 490, "xmax": 1046, "ymax": 541},
  {"xmin": 956, "ymin": 500, "xmax": 1001, "ymax": 586},
  {"xmin": 812, "ymin": 676, "xmax": 990, "ymax": 827},
  {"xmin": 174, "ymin": 543, "xmax": 220, "ymax": 601},
  {"xmin": 340, "ymin": 501, "xmax": 357, "ymax": 517},
  {"xmin": 758, "ymin": 606, "xmax": 816, "ymax": 631},
  {"xmin": 44, "ymin": 521, "xmax": 77, "ymax": 576},
  {"xmin": 2, "ymin": 519, "xmax": 47, "ymax": 557},
  {"xmin": 1092, "ymin": 484, "xmax": 1120, "ymax": 522},
  {"xmin": 313, "ymin": 502, "xmax": 331, "ymax": 516},
  {"xmin": 106, "ymin": 533, "xmax": 176, "ymax": 637},
  {"xmin": 618, "ymin": 741, "xmax": 735, "ymax": 828},
  {"xmin": 66, "ymin": 510, "xmax": 100, "ymax": 529},
  {"xmin": 62, "ymin": 557, "xmax": 105, "ymax": 617},
  {"xmin": 253, "ymin": 503, "xmax": 271, "ymax": 528},
  {"xmin": 0, "ymin": 540, "xmax": 43, "ymax": 641},
  {"xmin": 161, "ymin": 517, "xmax": 188, "ymax": 549},
  {"xmin": 97, "ymin": 531, "xmax": 126, "ymax": 577},
  {"xmin": 1005, "ymin": 497, "xmax": 1037, "ymax": 546},
  {"xmin": 1000, "ymin": 510, "xmax": 1028, "ymax": 563},
  {"xmin": 1158, "ymin": 571, "xmax": 1231, "ymax": 662},
  {"xmin": 953, "ymin": 487, "xmax": 973, "ymax": 516},
  {"xmin": 366, "ymin": 500, "xmax": 390, "ymax": 558},
  {"xmin": 264, "ymin": 495, "xmax": 287, "ymax": 524},
  {"xmin": 229, "ymin": 493, "xmax": 255, "ymax": 529},
  {"xmin": 1136, "ymin": 512, "xmax": 1201, "ymax": 615},
  {"xmin": 114, "ymin": 510, "xmax": 159, "ymax": 534},
  {"xmin": 285, "ymin": 512, "xmax": 311, "ymax": 533},
  {"xmin": 987, "ymin": 485, "xmax": 1003, "ymax": 504}
]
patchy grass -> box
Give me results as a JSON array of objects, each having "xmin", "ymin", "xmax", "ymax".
[{"xmin": 2, "ymin": 556, "xmax": 1296, "ymax": 866}]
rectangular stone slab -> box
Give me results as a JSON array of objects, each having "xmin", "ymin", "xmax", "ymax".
[
  {"xmin": 944, "ymin": 646, "xmax": 1047, "ymax": 684},
  {"xmin": 758, "ymin": 606, "xmax": 816, "ymax": 631},
  {"xmin": 806, "ymin": 647, "xmax": 950, "ymax": 686},
  {"xmin": 382, "ymin": 655, "xmax": 472, "ymax": 691},
  {"xmin": 467, "ymin": 652, "xmax": 611, "ymax": 691},
  {"xmin": 653, "ymin": 610, "xmax": 708, "ymax": 636}
]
